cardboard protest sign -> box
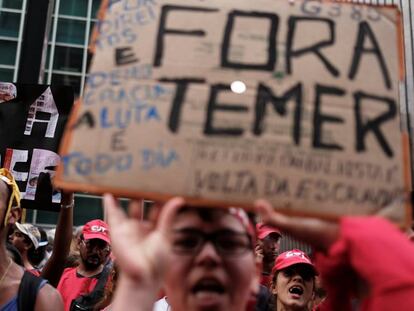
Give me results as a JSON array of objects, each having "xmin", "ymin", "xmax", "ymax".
[
  {"xmin": 0, "ymin": 83, "xmax": 73, "ymax": 211},
  {"xmin": 55, "ymin": 0, "xmax": 411, "ymax": 222}
]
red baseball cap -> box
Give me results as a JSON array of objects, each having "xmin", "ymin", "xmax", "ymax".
[
  {"xmin": 82, "ymin": 219, "xmax": 110, "ymax": 245},
  {"xmin": 256, "ymin": 222, "xmax": 281, "ymax": 240},
  {"xmin": 272, "ymin": 249, "xmax": 317, "ymax": 274}
]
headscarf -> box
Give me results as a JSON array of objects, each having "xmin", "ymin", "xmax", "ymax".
[{"xmin": 0, "ymin": 168, "xmax": 25, "ymax": 226}]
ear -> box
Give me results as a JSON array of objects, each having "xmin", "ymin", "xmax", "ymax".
[{"xmin": 7, "ymin": 207, "xmax": 21, "ymax": 226}]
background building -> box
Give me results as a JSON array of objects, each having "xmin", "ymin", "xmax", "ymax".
[
  {"xmin": 0, "ymin": 0, "xmax": 104, "ymax": 226},
  {"xmin": 0, "ymin": 0, "xmax": 413, "ymax": 228}
]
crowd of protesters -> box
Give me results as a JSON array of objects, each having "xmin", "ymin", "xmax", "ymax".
[{"xmin": 1, "ymin": 168, "xmax": 414, "ymax": 311}]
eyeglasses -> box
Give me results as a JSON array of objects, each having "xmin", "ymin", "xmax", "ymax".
[
  {"xmin": 81, "ymin": 239, "xmax": 110, "ymax": 253},
  {"xmin": 171, "ymin": 229, "xmax": 253, "ymax": 257}
]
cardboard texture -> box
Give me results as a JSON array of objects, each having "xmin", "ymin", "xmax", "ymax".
[{"xmin": 55, "ymin": 0, "xmax": 410, "ymax": 221}]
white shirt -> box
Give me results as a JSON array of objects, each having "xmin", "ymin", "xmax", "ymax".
[{"xmin": 153, "ymin": 297, "xmax": 170, "ymax": 311}]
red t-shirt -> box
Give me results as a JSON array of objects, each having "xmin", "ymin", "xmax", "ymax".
[
  {"xmin": 57, "ymin": 267, "xmax": 99, "ymax": 311},
  {"xmin": 260, "ymin": 273, "xmax": 272, "ymax": 288}
]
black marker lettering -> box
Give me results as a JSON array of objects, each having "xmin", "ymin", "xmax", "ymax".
[
  {"xmin": 221, "ymin": 10, "xmax": 278, "ymax": 71},
  {"xmin": 313, "ymin": 84, "xmax": 345, "ymax": 150},
  {"xmin": 159, "ymin": 78, "xmax": 205, "ymax": 133},
  {"xmin": 354, "ymin": 91, "xmax": 396, "ymax": 157},
  {"xmin": 286, "ymin": 17, "xmax": 339, "ymax": 77},
  {"xmin": 204, "ymin": 84, "xmax": 248, "ymax": 136},
  {"xmin": 115, "ymin": 47, "xmax": 139, "ymax": 66},
  {"xmin": 72, "ymin": 111, "xmax": 95, "ymax": 129},
  {"xmin": 349, "ymin": 21, "xmax": 391, "ymax": 89},
  {"xmin": 154, "ymin": 5, "xmax": 219, "ymax": 67},
  {"xmin": 253, "ymin": 83, "xmax": 302, "ymax": 145}
]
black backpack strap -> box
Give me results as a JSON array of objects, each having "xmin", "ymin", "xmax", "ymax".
[
  {"xmin": 70, "ymin": 261, "xmax": 113, "ymax": 310},
  {"xmin": 86, "ymin": 261, "xmax": 112, "ymax": 301},
  {"xmin": 17, "ymin": 271, "xmax": 45, "ymax": 311}
]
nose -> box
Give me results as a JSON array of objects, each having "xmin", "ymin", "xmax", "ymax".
[
  {"xmin": 194, "ymin": 241, "xmax": 222, "ymax": 267},
  {"xmin": 8, "ymin": 232, "xmax": 15, "ymax": 242},
  {"xmin": 292, "ymin": 273, "xmax": 304, "ymax": 283}
]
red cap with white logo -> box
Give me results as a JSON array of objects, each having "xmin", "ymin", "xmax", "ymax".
[
  {"xmin": 272, "ymin": 249, "xmax": 317, "ymax": 274},
  {"xmin": 82, "ymin": 219, "xmax": 110, "ymax": 245}
]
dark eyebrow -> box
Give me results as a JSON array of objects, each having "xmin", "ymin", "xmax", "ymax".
[
  {"xmin": 172, "ymin": 228, "xmax": 203, "ymax": 235},
  {"xmin": 172, "ymin": 228, "xmax": 248, "ymax": 236}
]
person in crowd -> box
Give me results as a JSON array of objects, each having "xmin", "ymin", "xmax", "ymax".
[
  {"xmin": 57, "ymin": 219, "xmax": 112, "ymax": 311},
  {"xmin": 255, "ymin": 223, "xmax": 282, "ymax": 288},
  {"xmin": 0, "ymin": 168, "xmax": 63, "ymax": 310},
  {"xmin": 270, "ymin": 249, "xmax": 317, "ymax": 311},
  {"xmin": 9, "ymin": 194, "xmax": 74, "ymax": 286},
  {"xmin": 64, "ymin": 225, "xmax": 84, "ymax": 268},
  {"xmin": 32, "ymin": 227, "xmax": 51, "ymax": 269},
  {"xmin": 255, "ymin": 199, "xmax": 414, "ymax": 311},
  {"xmin": 9, "ymin": 222, "xmax": 43, "ymax": 274},
  {"xmin": 103, "ymin": 194, "xmax": 260, "ymax": 311}
]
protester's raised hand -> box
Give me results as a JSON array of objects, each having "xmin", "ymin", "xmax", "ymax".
[
  {"xmin": 61, "ymin": 191, "xmax": 74, "ymax": 207},
  {"xmin": 254, "ymin": 199, "xmax": 339, "ymax": 252},
  {"xmin": 254, "ymin": 243, "xmax": 264, "ymax": 261},
  {"xmin": 104, "ymin": 194, "xmax": 184, "ymax": 287}
]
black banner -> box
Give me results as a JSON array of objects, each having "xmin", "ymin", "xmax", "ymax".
[{"xmin": 0, "ymin": 82, "xmax": 74, "ymax": 211}]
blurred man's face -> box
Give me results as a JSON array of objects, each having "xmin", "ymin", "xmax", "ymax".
[
  {"xmin": 78, "ymin": 237, "xmax": 110, "ymax": 270},
  {"xmin": 165, "ymin": 209, "xmax": 259, "ymax": 311},
  {"xmin": 261, "ymin": 233, "xmax": 281, "ymax": 262}
]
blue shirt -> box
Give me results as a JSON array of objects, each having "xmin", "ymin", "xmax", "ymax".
[{"xmin": 0, "ymin": 279, "xmax": 47, "ymax": 311}]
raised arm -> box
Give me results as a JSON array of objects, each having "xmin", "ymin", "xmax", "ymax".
[
  {"xmin": 255, "ymin": 199, "xmax": 339, "ymax": 252},
  {"xmin": 41, "ymin": 191, "xmax": 73, "ymax": 287}
]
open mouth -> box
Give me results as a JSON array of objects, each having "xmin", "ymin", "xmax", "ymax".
[
  {"xmin": 288, "ymin": 286, "xmax": 304, "ymax": 296},
  {"xmin": 192, "ymin": 279, "xmax": 226, "ymax": 295}
]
